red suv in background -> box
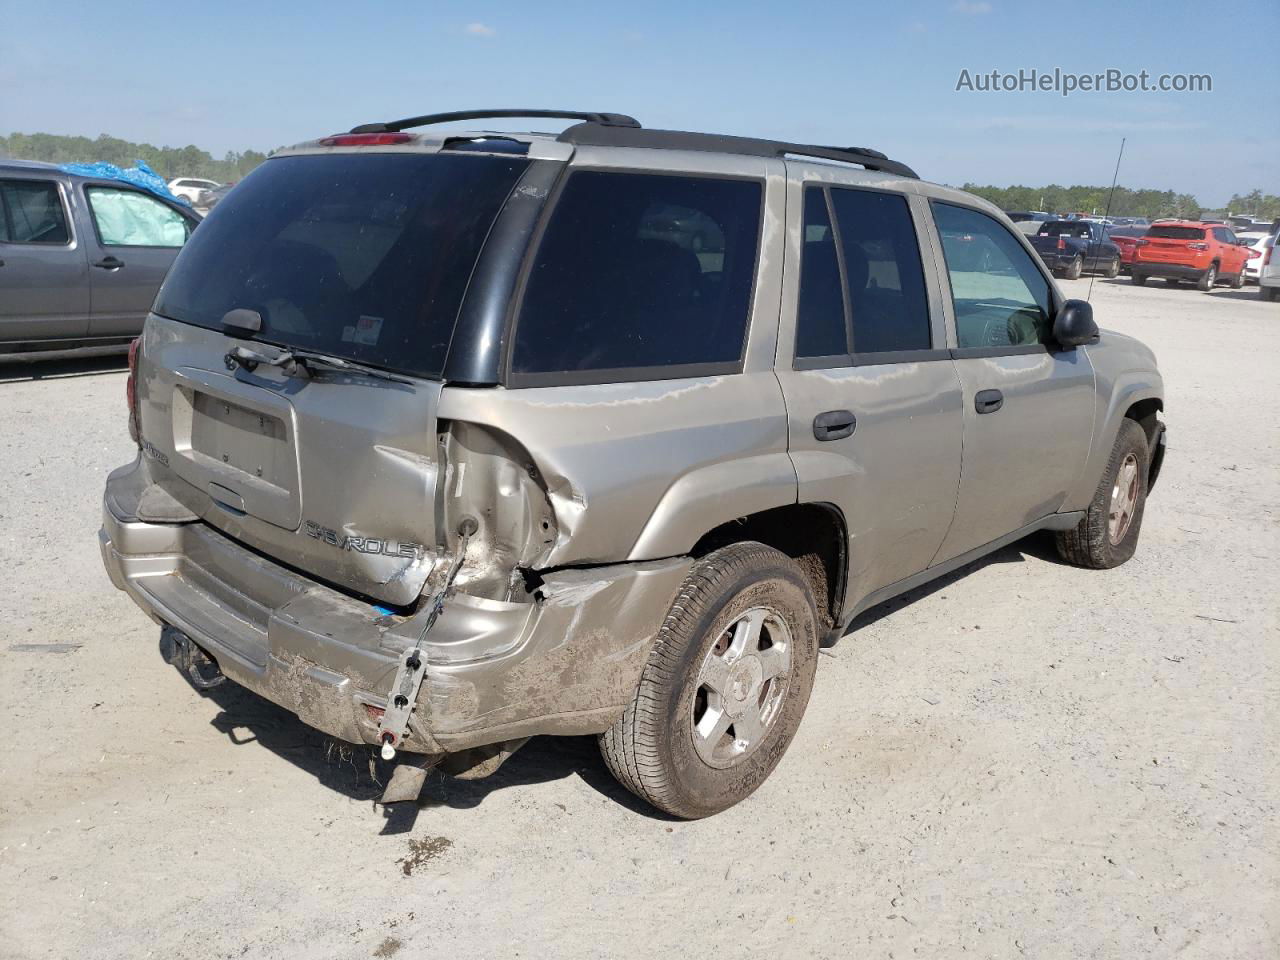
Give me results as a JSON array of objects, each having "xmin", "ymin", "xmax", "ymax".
[{"xmin": 1131, "ymin": 221, "xmax": 1252, "ymax": 291}]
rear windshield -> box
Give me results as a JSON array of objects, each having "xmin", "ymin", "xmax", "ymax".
[
  {"xmin": 154, "ymin": 153, "xmax": 529, "ymax": 379},
  {"xmin": 1038, "ymin": 222, "xmax": 1092, "ymax": 237},
  {"xmin": 1147, "ymin": 226, "xmax": 1205, "ymax": 240}
]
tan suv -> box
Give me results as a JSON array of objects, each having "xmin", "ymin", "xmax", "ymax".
[{"xmin": 99, "ymin": 109, "xmax": 1166, "ymax": 817}]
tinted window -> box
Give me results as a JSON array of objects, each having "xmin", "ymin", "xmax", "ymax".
[
  {"xmin": 87, "ymin": 188, "xmax": 189, "ymax": 247},
  {"xmin": 0, "ymin": 180, "xmax": 70, "ymax": 244},
  {"xmin": 512, "ymin": 171, "xmax": 761, "ymax": 378},
  {"xmin": 155, "ymin": 153, "xmax": 528, "ymax": 379},
  {"xmin": 932, "ymin": 202, "xmax": 1053, "ymax": 349},
  {"xmin": 795, "ymin": 188, "xmax": 847, "ymax": 358},
  {"xmin": 1039, "ymin": 221, "xmax": 1093, "ymax": 238},
  {"xmin": 830, "ymin": 188, "xmax": 931, "ymax": 354},
  {"xmin": 1147, "ymin": 225, "xmax": 1205, "ymax": 240}
]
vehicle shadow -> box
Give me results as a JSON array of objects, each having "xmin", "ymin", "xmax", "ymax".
[
  {"xmin": 843, "ymin": 530, "xmax": 1060, "ymax": 635},
  {"xmin": 1205, "ymin": 288, "xmax": 1271, "ymax": 303},
  {"xmin": 196, "ymin": 670, "xmax": 673, "ymax": 832},
  {"xmin": 0, "ymin": 353, "xmax": 128, "ymax": 382},
  {"xmin": 188, "ymin": 531, "xmax": 1064, "ymax": 830}
]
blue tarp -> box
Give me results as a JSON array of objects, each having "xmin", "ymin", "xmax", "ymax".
[{"xmin": 57, "ymin": 160, "xmax": 191, "ymax": 206}]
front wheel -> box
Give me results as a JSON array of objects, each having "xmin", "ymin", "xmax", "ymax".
[
  {"xmin": 1056, "ymin": 419, "xmax": 1151, "ymax": 569},
  {"xmin": 1197, "ymin": 264, "xmax": 1218, "ymax": 291},
  {"xmin": 599, "ymin": 542, "xmax": 820, "ymax": 819}
]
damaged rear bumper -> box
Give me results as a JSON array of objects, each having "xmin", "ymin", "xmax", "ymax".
[{"xmin": 99, "ymin": 472, "xmax": 690, "ymax": 755}]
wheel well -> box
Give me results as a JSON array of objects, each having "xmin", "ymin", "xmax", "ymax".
[
  {"xmin": 1124, "ymin": 397, "xmax": 1163, "ymax": 443},
  {"xmin": 691, "ymin": 503, "xmax": 846, "ymax": 629}
]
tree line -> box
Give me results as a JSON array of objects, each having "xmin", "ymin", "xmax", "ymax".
[
  {"xmin": 0, "ymin": 131, "xmax": 275, "ymax": 183},
  {"xmin": 960, "ymin": 183, "xmax": 1280, "ymax": 221},
  {"xmin": 4, "ymin": 131, "xmax": 1276, "ymax": 220}
]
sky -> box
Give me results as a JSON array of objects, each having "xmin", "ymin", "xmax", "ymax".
[{"xmin": 1, "ymin": 0, "xmax": 1276, "ymax": 207}]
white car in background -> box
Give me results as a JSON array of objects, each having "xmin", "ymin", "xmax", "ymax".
[
  {"xmin": 1236, "ymin": 232, "xmax": 1271, "ymax": 282},
  {"xmin": 1258, "ymin": 235, "xmax": 1279, "ymax": 301},
  {"xmin": 166, "ymin": 177, "xmax": 220, "ymax": 204}
]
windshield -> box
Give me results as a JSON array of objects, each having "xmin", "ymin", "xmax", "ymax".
[
  {"xmin": 154, "ymin": 152, "xmax": 529, "ymax": 379},
  {"xmin": 1147, "ymin": 226, "xmax": 1205, "ymax": 240}
]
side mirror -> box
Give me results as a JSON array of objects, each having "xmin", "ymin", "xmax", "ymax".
[{"xmin": 1053, "ymin": 299, "xmax": 1100, "ymax": 347}]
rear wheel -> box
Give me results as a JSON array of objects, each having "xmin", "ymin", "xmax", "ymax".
[
  {"xmin": 1065, "ymin": 255, "xmax": 1083, "ymax": 280},
  {"xmin": 1056, "ymin": 419, "xmax": 1150, "ymax": 569},
  {"xmin": 599, "ymin": 542, "xmax": 820, "ymax": 819},
  {"xmin": 1229, "ymin": 269, "xmax": 1244, "ymax": 289},
  {"xmin": 1104, "ymin": 258, "xmax": 1121, "ymax": 279},
  {"xmin": 1197, "ymin": 264, "xmax": 1218, "ymax": 291}
]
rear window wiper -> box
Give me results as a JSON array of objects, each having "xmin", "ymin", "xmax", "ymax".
[{"xmin": 224, "ymin": 345, "xmax": 416, "ymax": 385}]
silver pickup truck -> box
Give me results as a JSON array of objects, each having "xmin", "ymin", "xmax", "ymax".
[{"xmin": 99, "ymin": 110, "xmax": 1166, "ymax": 818}]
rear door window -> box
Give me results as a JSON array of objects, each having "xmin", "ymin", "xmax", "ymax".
[
  {"xmin": 931, "ymin": 201, "xmax": 1053, "ymax": 350},
  {"xmin": 154, "ymin": 153, "xmax": 530, "ymax": 380},
  {"xmin": 794, "ymin": 185, "xmax": 932, "ymax": 362},
  {"xmin": 510, "ymin": 171, "xmax": 763, "ymax": 383},
  {"xmin": 830, "ymin": 187, "xmax": 931, "ymax": 356},
  {"xmin": 86, "ymin": 188, "xmax": 190, "ymax": 247},
  {"xmin": 0, "ymin": 179, "xmax": 71, "ymax": 244}
]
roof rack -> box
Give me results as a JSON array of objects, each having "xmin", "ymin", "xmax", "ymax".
[
  {"xmin": 345, "ymin": 110, "xmax": 918, "ymax": 179},
  {"xmin": 349, "ymin": 109, "xmax": 640, "ymax": 134},
  {"xmin": 558, "ymin": 123, "xmax": 919, "ymax": 179}
]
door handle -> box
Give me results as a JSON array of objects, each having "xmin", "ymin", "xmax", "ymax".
[
  {"xmin": 813, "ymin": 409, "xmax": 856, "ymax": 441},
  {"xmin": 92, "ymin": 256, "xmax": 124, "ymax": 270},
  {"xmin": 975, "ymin": 389, "xmax": 1004, "ymax": 414}
]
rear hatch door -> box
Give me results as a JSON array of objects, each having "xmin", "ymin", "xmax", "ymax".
[
  {"xmin": 138, "ymin": 149, "xmax": 534, "ymax": 606},
  {"xmin": 1140, "ymin": 226, "xmax": 1205, "ymax": 263}
]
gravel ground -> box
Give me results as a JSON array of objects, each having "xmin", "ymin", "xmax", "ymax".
[{"xmin": 1, "ymin": 278, "xmax": 1276, "ymax": 960}]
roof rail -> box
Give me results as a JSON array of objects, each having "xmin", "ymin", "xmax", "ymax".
[
  {"xmin": 349, "ymin": 109, "xmax": 641, "ymax": 135},
  {"xmin": 558, "ymin": 124, "xmax": 918, "ymax": 179}
]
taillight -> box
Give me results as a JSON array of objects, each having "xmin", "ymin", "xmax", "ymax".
[
  {"xmin": 126, "ymin": 338, "xmax": 140, "ymax": 445},
  {"xmin": 317, "ymin": 132, "xmax": 413, "ymax": 146},
  {"xmin": 1187, "ymin": 242, "xmax": 1209, "ymax": 250},
  {"xmin": 1057, "ymin": 237, "xmax": 1066, "ymax": 250}
]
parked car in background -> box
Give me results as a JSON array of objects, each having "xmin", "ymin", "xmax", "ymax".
[
  {"xmin": 1130, "ymin": 221, "xmax": 1251, "ymax": 290},
  {"xmin": 1257, "ymin": 235, "xmax": 1279, "ymax": 301},
  {"xmin": 1, "ymin": 160, "xmax": 200, "ymax": 355},
  {"xmin": 167, "ymin": 177, "xmax": 220, "ymax": 204},
  {"xmin": 1105, "ymin": 225, "xmax": 1148, "ymax": 274},
  {"xmin": 98, "ymin": 108, "xmax": 1165, "ymax": 818},
  {"xmin": 1030, "ymin": 219, "xmax": 1121, "ymax": 279},
  {"xmin": 1227, "ymin": 215, "xmax": 1272, "ymax": 234},
  {"xmin": 1236, "ymin": 232, "xmax": 1271, "ymax": 282},
  {"xmin": 195, "ymin": 182, "xmax": 235, "ymax": 210},
  {"xmin": 1005, "ymin": 210, "xmax": 1052, "ymax": 223}
]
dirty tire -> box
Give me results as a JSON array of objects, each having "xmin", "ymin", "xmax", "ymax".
[
  {"xmin": 1056, "ymin": 418, "xmax": 1150, "ymax": 569},
  {"xmin": 599, "ymin": 542, "xmax": 820, "ymax": 819}
]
